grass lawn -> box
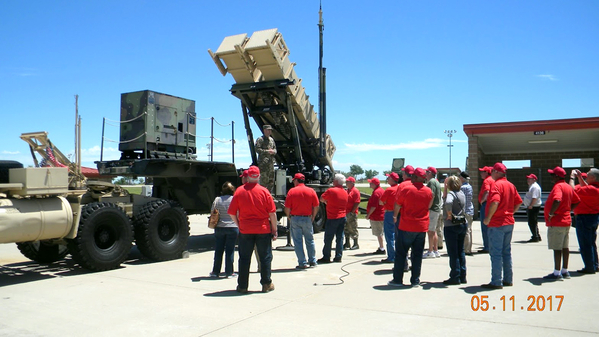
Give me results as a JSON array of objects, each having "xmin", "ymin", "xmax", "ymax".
[{"xmin": 122, "ymin": 186, "xmax": 142, "ymax": 195}]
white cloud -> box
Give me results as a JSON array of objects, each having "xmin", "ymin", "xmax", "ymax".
[
  {"xmin": 2, "ymin": 150, "xmax": 20, "ymax": 155},
  {"xmin": 536, "ymin": 74, "xmax": 558, "ymax": 81}
]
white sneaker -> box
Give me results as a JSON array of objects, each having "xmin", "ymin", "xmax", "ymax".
[
  {"xmin": 422, "ymin": 251, "xmax": 435, "ymax": 259},
  {"xmin": 434, "ymin": 251, "xmax": 441, "ymax": 258}
]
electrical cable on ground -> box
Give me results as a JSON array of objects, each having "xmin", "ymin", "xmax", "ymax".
[{"xmin": 315, "ymin": 256, "xmax": 381, "ymax": 286}]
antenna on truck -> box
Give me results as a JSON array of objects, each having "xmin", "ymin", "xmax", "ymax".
[{"xmin": 318, "ymin": 2, "xmax": 327, "ymax": 160}]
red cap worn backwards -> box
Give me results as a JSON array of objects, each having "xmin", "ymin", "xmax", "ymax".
[
  {"xmin": 293, "ymin": 173, "xmax": 305, "ymax": 180},
  {"xmin": 413, "ymin": 167, "xmax": 426, "ymax": 179},
  {"xmin": 346, "ymin": 176, "xmax": 356, "ymax": 183},
  {"xmin": 248, "ymin": 166, "xmax": 260, "ymax": 179},
  {"xmin": 240, "ymin": 170, "xmax": 249, "ymax": 178},
  {"xmin": 367, "ymin": 177, "xmax": 380, "ymax": 185},
  {"xmin": 526, "ymin": 174, "xmax": 537, "ymax": 180},
  {"xmin": 548, "ymin": 166, "xmax": 566, "ymax": 178}
]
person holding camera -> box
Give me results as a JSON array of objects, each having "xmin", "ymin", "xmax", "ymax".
[{"xmin": 442, "ymin": 176, "xmax": 468, "ymax": 285}]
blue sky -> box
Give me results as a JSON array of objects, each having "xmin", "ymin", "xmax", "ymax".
[{"xmin": 2, "ymin": 1, "xmax": 598, "ymax": 178}]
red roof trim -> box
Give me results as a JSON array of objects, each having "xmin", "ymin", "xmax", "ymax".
[{"xmin": 463, "ymin": 117, "xmax": 599, "ymax": 135}]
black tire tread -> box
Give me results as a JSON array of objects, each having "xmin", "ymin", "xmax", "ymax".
[{"xmin": 16, "ymin": 241, "xmax": 69, "ymax": 263}]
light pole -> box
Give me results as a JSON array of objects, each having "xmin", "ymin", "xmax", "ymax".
[{"xmin": 445, "ymin": 130, "xmax": 457, "ymax": 176}]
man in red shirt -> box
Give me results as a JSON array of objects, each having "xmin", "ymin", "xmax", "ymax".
[
  {"xmin": 318, "ymin": 174, "xmax": 349, "ymax": 263},
  {"xmin": 344, "ymin": 176, "xmax": 361, "ymax": 250},
  {"xmin": 570, "ymin": 168, "xmax": 599, "ymax": 273},
  {"xmin": 228, "ymin": 166, "xmax": 278, "ymax": 294},
  {"xmin": 379, "ymin": 172, "xmax": 401, "ymax": 262},
  {"xmin": 285, "ymin": 173, "xmax": 320, "ymax": 269},
  {"xmin": 366, "ymin": 177, "xmax": 385, "ymax": 257},
  {"xmin": 481, "ymin": 163, "xmax": 522, "ymax": 289},
  {"xmin": 543, "ymin": 167, "xmax": 580, "ymax": 280},
  {"xmin": 388, "ymin": 168, "xmax": 433, "ymax": 288},
  {"xmin": 478, "ymin": 166, "xmax": 494, "ymax": 253}
]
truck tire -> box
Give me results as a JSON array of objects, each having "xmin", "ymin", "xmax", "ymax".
[
  {"xmin": 134, "ymin": 199, "xmax": 189, "ymax": 261},
  {"xmin": 313, "ymin": 203, "xmax": 327, "ymax": 233},
  {"xmin": 0, "ymin": 160, "xmax": 23, "ymax": 183},
  {"xmin": 16, "ymin": 241, "xmax": 69, "ymax": 263},
  {"xmin": 67, "ymin": 202, "xmax": 133, "ymax": 272}
]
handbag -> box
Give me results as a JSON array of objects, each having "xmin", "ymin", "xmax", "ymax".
[
  {"xmin": 450, "ymin": 192, "xmax": 467, "ymax": 225},
  {"xmin": 208, "ymin": 199, "xmax": 220, "ymax": 229}
]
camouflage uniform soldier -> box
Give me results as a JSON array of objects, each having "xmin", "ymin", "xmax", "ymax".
[{"xmin": 255, "ymin": 125, "xmax": 277, "ymax": 192}]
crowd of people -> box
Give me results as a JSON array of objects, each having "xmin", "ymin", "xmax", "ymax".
[{"xmin": 209, "ymin": 154, "xmax": 599, "ymax": 293}]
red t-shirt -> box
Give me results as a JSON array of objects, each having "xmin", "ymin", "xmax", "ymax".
[
  {"xmin": 396, "ymin": 182, "xmax": 432, "ymax": 232},
  {"xmin": 228, "ymin": 183, "xmax": 276, "ymax": 234},
  {"xmin": 321, "ymin": 185, "xmax": 348, "ymax": 219},
  {"xmin": 346, "ymin": 186, "xmax": 361, "ymax": 214},
  {"xmin": 394, "ymin": 180, "xmax": 413, "ymax": 213},
  {"xmin": 380, "ymin": 184, "xmax": 399, "ymax": 211},
  {"xmin": 486, "ymin": 177, "xmax": 522, "ymax": 227},
  {"xmin": 544, "ymin": 180, "xmax": 580, "ymax": 227},
  {"xmin": 285, "ymin": 183, "xmax": 319, "ymax": 216},
  {"xmin": 479, "ymin": 176, "xmax": 494, "ymax": 204},
  {"xmin": 367, "ymin": 186, "xmax": 385, "ymax": 221},
  {"xmin": 574, "ymin": 182, "xmax": 599, "ymax": 215}
]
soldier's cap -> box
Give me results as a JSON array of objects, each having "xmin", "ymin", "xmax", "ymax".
[
  {"xmin": 548, "ymin": 166, "xmax": 566, "ymax": 178},
  {"xmin": 526, "ymin": 174, "xmax": 537, "ymax": 180},
  {"xmin": 478, "ymin": 166, "xmax": 492, "ymax": 174},
  {"xmin": 402, "ymin": 165, "xmax": 415, "ymax": 175},
  {"xmin": 240, "ymin": 170, "xmax": 249, "ymax": 178},
  {"xmin": 367, "ymin": 177, "xmax": 380, "ymax": 185},
  {"xmin": 460, "ymin": 171, "xmax": 470, "ymax": 179},
  {"xmin": 248, "ymin": 165, "xmax": 260, "ymax": 178},
  {"xmin": 413, "ymin": 168, "xmax": 426, "ymax": 179},
  {"xmin": 385, "ymin": 172, "xmax": 400, "ymax": 182},
  {"xmin": 346, "ymin": 176, "xmax": 356, "ymax": 183},
  {"xmin": 426, "ymin": 166, "xmax": 437, "ymax": 174},
  {"xmin": 263, "ymin": 125, "xmax": 273, "ymax": 130},
  {"xmin": 493, "ymin": 163, "xmax": 507, "ymax": 174},
  {"xmin": 293, "ymin": 173, "xmax": 305, "ymax": 180}
]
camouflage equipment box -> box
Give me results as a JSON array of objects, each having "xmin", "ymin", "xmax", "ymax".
[{"xmin": 119, "ymin": 90, "xmax": 197, "ymax": 159}]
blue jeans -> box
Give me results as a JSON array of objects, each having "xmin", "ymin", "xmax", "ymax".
[
  {"xmin": 575, "ymin": 214, "xmax": 599, "ymax": 271},
  {"xmin": 480, "ymin": 201, "xmax": 489, "ymax": 250},
  {"xmin": 323, "ymin": 217, "xmax": 346, "ymax": 260},
  {"xmin": 444, "ymin": 224, "xmax": 467, "ymax": 282},
  {"xmin": 212, "ymin": 227, "xmax": 239, "ymax": 276},
  {"xmin": 383, "ymin": 211, "xmax": 398, "ymax": 261},
  {"xmin": 238, "ymin": 233, "xmax": 272, "ymax": 289},
  {"xmin": 488, "ymin": 225, "xmax": 513, "ymax": 286},
  {"xmin": 393, "ymin": 230, "xmax": 425, "ymax": 285},
  {"xmin": 290, "ymin": 216, "xmax": 316, "ymax": 266}
]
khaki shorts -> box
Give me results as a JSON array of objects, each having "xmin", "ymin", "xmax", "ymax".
[
  {"xmin": 547, "ymin": 226, "xmax": 570, "ymax": 250},
  {"xmin": 370, "ymin": 220, "xmax": 384, "ymax": 236},
  {"xmin": 428, "ymin": 210, "xmax": 440, "ymax": 231}
]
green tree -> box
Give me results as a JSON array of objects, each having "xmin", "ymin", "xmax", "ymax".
[
  {"xmin": 364, "ymin": 169, "xmax": 379, "ymax": 180},
  {"xmin": 349, "ymin": 165, "xmax": 364, "ymax": 179},
  {"xmin": 383, "ymin": 170, "xmax": 392, "ymax": 176}
]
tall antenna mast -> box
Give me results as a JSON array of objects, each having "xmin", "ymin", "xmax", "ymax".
[{"xmin": 318, "ymin": 1, "xmax": 327, "ymax": 159}]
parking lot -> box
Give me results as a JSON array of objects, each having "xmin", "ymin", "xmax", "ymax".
[{"xmin": 1, "ymin": 215, "xmax": 598, "ymax": 336}]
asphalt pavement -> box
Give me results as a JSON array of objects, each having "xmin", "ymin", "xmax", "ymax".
[{"xmin": 1, "ymin": 216, "xmax": 598, "ymax": 336}]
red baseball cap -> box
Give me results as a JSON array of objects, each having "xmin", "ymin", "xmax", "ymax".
[
  {"xmin": 581, "ymin": 172, "xmax": 588, "ymax": 179},
  {"xmin": 426, "ymin": 166, "xmax": 437, "ymax": 174},
  {"xmin": 548, "ymin": 166, "xmax": 566, "ymax": 178},
  {"xmin": 239, "ymin": 170, "xmax": 249, "ymax": 178},
  {"xmin": 526, "ymin": 174, "xmax": 537, "ymax": 180},
  {"xmin": 367, "ymin": 177, "xmax": 380, "ymax": 185},
  {"xmin": 248, "ymin": 166, "xmax": 260, "ymax": 179},
  {"xmin": 402, "ymin": 165, "xmax": 415, "ymax": 175},
  {"xmin": 385, "ymin": 172, "xmax": 400, "ymax": 182},
  {"xmin": 293, "ymin": 173, "xmax": 305, "ymax": 180},
  {"xmin": 346, "ymin": 176, "xmax": 356, "ymax": 183},
  {"xmin": 493, "ymin": 163, "xmax": 507, "ymax": 173},
  {"xmin": 478, "ymin": 166, "xmax": 492, "ymax": 174},
  {"xmin": 413, "ymin": 167, "xmax": 426, "ymax": 179}
]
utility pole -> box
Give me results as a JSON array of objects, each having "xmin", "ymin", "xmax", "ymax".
[{"xmin": 445, "ymin": 130, "xmax": 457, "ymax": 176}]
